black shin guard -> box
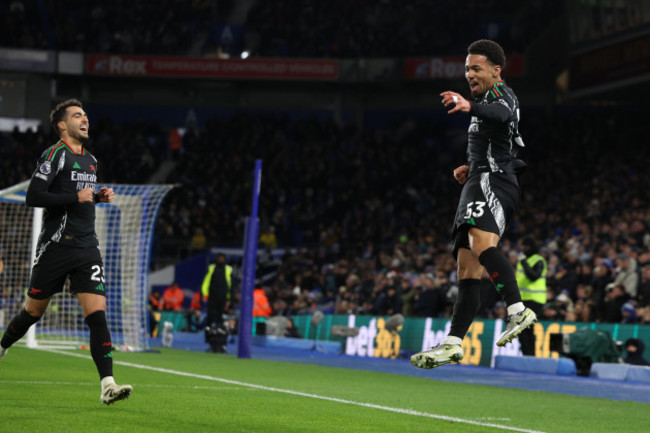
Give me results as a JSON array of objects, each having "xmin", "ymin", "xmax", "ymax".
[
  {"xmin": 449, "ymin": 279, "xmax": 481, "ymax": 339},
  {"xmin": 85, "ymin": 310, "xmax": 113, "ymax": 379},
  {"xmin": 0, "ymin": 309, "xmax": 40, "ymax": 349},
  {"xmin": 479, "ymin": 247, "xmax": 522, "ymax": 306}
]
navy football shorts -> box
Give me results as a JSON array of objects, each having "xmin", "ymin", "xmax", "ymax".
[
  {"xmin": 28, "ymin": 243, "xmax": 106, "ymax": 299},
  {"xmin": 451, "ymin": 171, "xmax": 520, "ymax": 258}
]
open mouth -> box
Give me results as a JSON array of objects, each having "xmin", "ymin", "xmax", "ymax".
[{"xmin": 80, "ymin": 125, "xmax": 88, "ymax": 133}]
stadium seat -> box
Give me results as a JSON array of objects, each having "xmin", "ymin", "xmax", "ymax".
[
  {"xmin": 590, "ymin": 363, "xmax": 650, "ymax": 383},
  {"xmin": 252, "ymin": 335, "xmax": 341, "ymax": 354},
  {"xmin": 494, "ymin": 355, "xmax": 577, "ymax": 376}
]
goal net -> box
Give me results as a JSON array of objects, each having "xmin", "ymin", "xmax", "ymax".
[{"xmin": 0, "ymin": 181, "xmax": 173, "ymax": 351}]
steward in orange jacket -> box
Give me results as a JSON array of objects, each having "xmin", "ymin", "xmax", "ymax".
[{"xmin": 253, "ymin": 288, "xmax": 272, "ymax": 318}]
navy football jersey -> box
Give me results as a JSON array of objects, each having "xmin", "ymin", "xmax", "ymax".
[
  {"xmin": 27, "ymin": 140, "xmax": 99, "ymax": 248},
  {"xmin": 466, "ymin": 80, "xmax": 523, "ymax": 174}
]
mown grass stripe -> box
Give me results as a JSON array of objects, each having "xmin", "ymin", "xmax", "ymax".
[{"xmin": 42, "ymin": 348, "xmax": 547, "ymax": 433}]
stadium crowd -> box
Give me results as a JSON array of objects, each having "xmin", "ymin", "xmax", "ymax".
[
  {"xmin": 0, "ymin": 0, "xmax": 233, "ymax": 55},
  {"xmin": 2, "ymin": 0, "xmax": 559, "ymax": 58},
  {"xmin": 246, "ymin": 0, "xmax": 561, "ymax": 58},
  {"xmin": 2, "ymin": 105, "xmax": 649, "ymax": 326}
]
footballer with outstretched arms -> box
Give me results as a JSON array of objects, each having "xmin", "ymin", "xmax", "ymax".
[
  {"xmin": 0, "ymin": 99, "xmax": 132, "ymax": 405},
  {"xmin": 411, "ymin": 40, "xmax": 537, "ymax": 369}
]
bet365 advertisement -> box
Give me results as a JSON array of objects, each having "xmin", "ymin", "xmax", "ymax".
[{"xmin": 292, "ymin": 314, "xmax": 649, "ymax": 367}]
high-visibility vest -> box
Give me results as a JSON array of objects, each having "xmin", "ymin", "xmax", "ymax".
[
  {"xmin": 516, "ymin": 254, "xmax": 547, "ymax": 304},
  {"xmin": 201, "ymin": 264, "xmax": 233, "ymax": 299}
]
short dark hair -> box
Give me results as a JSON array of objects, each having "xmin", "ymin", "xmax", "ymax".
[
  {"xmin": 50, "ymin": 99, "xmax": 83, "ymax": 135},
  {"xmin": 467, "ymin": 39, "xmax": 506, "ymax": 69}
]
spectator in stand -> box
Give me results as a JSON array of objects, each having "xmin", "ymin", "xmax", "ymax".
[
  {"xmin": 436, "ymin": 268, "xmax": 457, "ymax": 317},
  {"xmin": 548, "ymin": 264, "xmax": 579, "ymax": 300},
  {"xmin": 334, "ymin": 287, "xmax": 354, "ymax": 315},
  {"xmin": 190, "ymin": 289, "xmax": 203, "ymax": 311},
  {"xmin": 344, "ymin": 273, "xmax": 362, "ymax": 295},
  {"xmin": 637, "ymin": 265, "xmax": 650, "ymax": 307},
  {"xmin": 379, "ymin": 276, "xmax": 404, "ymax": 316},
  {"xmin": 259, "ymin": 226, "xmax": 278, "ymax": 248},
  {"xmin": 188, "ymin": 310, "xmax": 205, "ymax": 333},
  {"xmin": 272, "ymin": 298, "xmax": 290, "ymax": 316},
  {"xmin": 575, "ymin": 262, "xmax": 594, "ymax": 286},
  {"xmin": 186, "ymin": 290, "xmax": 204, "ymax": 332},
  {"xmin": 623, "ymin": 338, "xmax": 650, "ymax": 366},
  {"xmin": 591, "ymin": 261, "xmax": 613, "ymax": 320},
  {"xmin": 253, "ymin": 287, "xmax": 272, "ymax": 318},
  {"xmin": 414, "ymin": 273, "xmax": 442, "ymax": 318},
  {"xmin": 611, "ymin": 253, "xmax": 639, "ymax": 298},
  {"xmin": 284, "ymin": 317, "xmax": 302, "ymax": 339},
  {"xmin": 602, "ymin": 284, "xmax": 629, "ymax": 323},
  {"xmin": 638, "ymin": 265, "xmax": 650, "ymax": 324},
  {"xmin": 573, "ymin": 284, "xmax": 595, "ymax": 322},
  {"xmin": 189, "ymin": 228, "xmax": 207, "ymax": 251},
  {"xmin": 290, "ymin": 289, "xmax": 314, "ymax": 315},
  {"xmin": 162, "ymin": 282, "xmax": 184, "ymax": 312},
  {"xmin": 369, "ymin": 272, "xmax": 390, "ymax": 315},
  {"xmin": 576, "ymin": 299, "xmax": 596, "ymax": 323},
  {"xmin": 620, "ymin": 300, "xmax": 638, "ymax": 324},
  {"xmin": 401, "ymin": 275, "xmax": 419, "ymax": 317},
  {"xmin": 317, "ymin": 288, "xmax": 336, "ymax": 315},
  {"xmin": 543, "ymin": 290, "xmax": 573, "ymax": 322}
]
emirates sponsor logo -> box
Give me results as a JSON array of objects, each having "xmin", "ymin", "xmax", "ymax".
[{"xmin": 71, "ymin": 171, "xmax": 97, "ymax": 182}]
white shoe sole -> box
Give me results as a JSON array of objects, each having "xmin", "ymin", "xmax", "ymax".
[{"xmin": 411, "ymin": 350, "xmax": 463, "ymax": 369}]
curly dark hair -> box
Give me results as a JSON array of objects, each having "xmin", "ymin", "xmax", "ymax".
[
  {"xmin": 49, "ymin": 99, "xmax": 83, "ymax": 135},
  {"xmin": 467, "ymin": 39, "xmax": 506, "ymax": 69}
]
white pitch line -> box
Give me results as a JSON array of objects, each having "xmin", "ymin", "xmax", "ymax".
[
  {"xmin": 41, "ymin": 349, "xmax": 547, "ymax": 433},
  {"xmin": 0, "ymin": 380, "xmax": 247, "ymax": 391}
]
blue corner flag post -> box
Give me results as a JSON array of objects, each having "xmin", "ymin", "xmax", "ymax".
[{"xmin": 238, "ymin": 159, "xmax": 262, "ymax": 358}]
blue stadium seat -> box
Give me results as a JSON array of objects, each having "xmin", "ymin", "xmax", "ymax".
[
  {"xmin": 590, "ymin": 363, "xmax": 650, "ymax": 383},
  {"xmin": 494, "ymin": 355, "xmax": 577, "ymax": 376}
]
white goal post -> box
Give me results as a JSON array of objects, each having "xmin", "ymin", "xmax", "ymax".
[{"xmin": 0, "ymin": 181, "xmax": 173, "ymax": 351}]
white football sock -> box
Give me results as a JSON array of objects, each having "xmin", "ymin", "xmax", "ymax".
[
  {"xmin": 507, "ymin": 302, "xmax": 525, "ymax": 315},
  {"xmin": 101, "ymin": 376, "xmax": 116, "ymax": 390},
  {"xmin": 443, "ymin": 336, "xmax": 463, "ymax": 346}
]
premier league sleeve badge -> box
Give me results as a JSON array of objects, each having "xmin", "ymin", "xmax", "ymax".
[{"xmin": 39, "ymin": 161, "xmax": 52, "ymax": 175}]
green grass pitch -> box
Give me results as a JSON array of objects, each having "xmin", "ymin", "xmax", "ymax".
[{"xmin": 0, "ymin": 346, "xmax": 647, "ymax": 432}]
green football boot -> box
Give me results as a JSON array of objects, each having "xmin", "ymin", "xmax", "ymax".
[{"xmin": 411, "ymin": 344, "xmax": 464, "ymax": 369}]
